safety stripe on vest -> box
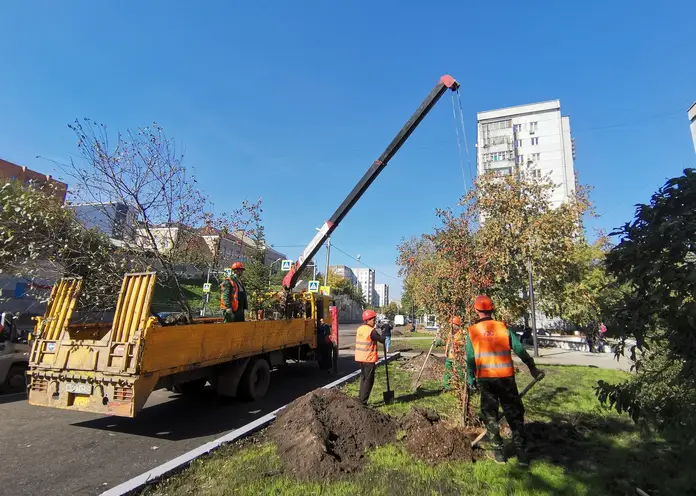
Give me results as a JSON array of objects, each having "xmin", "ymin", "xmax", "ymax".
[
  {"xmin": 475, "ymin": 351, "xmax": 511, "ymax": 358},
  {"xmin": 478, "ymin": 361, "xmax": 513, "ymax": 369},
  {"xmin": 355, "ymin": 344, "xmax": 376, "ymax": 351}
]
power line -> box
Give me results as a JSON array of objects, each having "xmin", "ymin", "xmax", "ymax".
[{"xmin": 330, "ymin": 243, "xmax": 401, "ymax": 283}]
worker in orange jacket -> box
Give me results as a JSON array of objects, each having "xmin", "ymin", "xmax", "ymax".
[
  {"xmin": 442, "ymin": 316, "xmax": 466, "ymax": 390},
  {"xmin": 220, "ymin": 262, "xmax": 248, "ymax": 323},
  {"xmin": 466, "ymin": 295, "xmax": 542, "ymax": 466},
  {"xmin": 355, "ymin": 309, "xmax": 386, "ymax": 405}
]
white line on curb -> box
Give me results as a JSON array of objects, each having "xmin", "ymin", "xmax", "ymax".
[{"xmin": 101, "ymin": 352, "xmax": 401, "ymax": 496}]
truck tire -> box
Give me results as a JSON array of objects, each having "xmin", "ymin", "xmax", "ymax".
[
  {"xmin": 172, "ymin": 378, "xmax": 207, "ymax": 395},
  {"xmin": 2, "ymin": 364, "xmax": 27, "ymax": 393},
  {"xmin": 239, "ymin": 358, "xmax": 271, "ymax": 400}
]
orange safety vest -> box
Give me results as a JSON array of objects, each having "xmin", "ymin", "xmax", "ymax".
[
  {"xmin": 355, "ymin": 324, "xmax": 378, "ymax": 363},
  {"xmin": 219, "ymin": 277, "xmax": 240, "ymax": 312},
  {"xmin": 467, "ymin": 319, "xmax": 514, "ymax": 379},
  {"xmin": 447, "ymin": 329, "xmax": 464, "ymax": 360}
]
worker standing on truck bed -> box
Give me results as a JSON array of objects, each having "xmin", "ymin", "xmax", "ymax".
[
  {"xmin": 466, "ymin": 295, "xmax": 542, "ymax": 466},
  {"xmin": 355, "ymin": 309, "xmax": 386, "ymax": 405},
  {"xmin": 442, "ymin": 316, "xmax": 466, "ymax": 390},
  {"xmin": 220, "ymin": 262, "xmax": 248, "ymax": 322}
]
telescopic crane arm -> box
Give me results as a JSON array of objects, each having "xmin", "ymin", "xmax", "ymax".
[{"xmin": 282, "ymin": 75, "xmax": 459, "ymax": 290}]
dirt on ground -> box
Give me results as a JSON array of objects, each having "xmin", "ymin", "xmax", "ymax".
[
  {"xmin": 400, "ymin": 407, "xmax": 476, "ymax": 464},
  {"xmin": 400, "ymin": 352, "xmax": 447, "ymax": 383},
  {"xmin": 269, "ymin": 389, "xmax": 397, "ymax": 479}
]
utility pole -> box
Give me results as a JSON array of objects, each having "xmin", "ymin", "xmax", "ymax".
[
  {"xmin": 325, "ymin": 237, "xmax": 331, "ymax": 288},
  {"xmin": 527, "ymin": 259, "xmax": 539, "ymax": 358}
]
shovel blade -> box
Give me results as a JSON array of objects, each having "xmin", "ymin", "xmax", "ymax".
[{"xmin": 383, "ymin": 390, "xmax": 395, "ymax": 404}]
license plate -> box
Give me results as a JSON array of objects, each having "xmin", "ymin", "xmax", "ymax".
[{"xmin": 65, "ymin": 382, "xmax": 91, "ymax": 395}]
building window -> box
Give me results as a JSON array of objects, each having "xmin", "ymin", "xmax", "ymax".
[
  {"xmin": 529, "ymin": 121, "xmax": 538, "ymax": 132},
  {"xmin": 531, "ymin": 152, "xmax": 540, "ymax": 161},
  {"xmin": 516, "ymin": 155, "xmax": 524, "ymax": 165},
  {"xmin": 531, "ymin": 137, "xmax": 539, "ymax": 145},
  {"xmin": 513, "ymin": 124, "xmax": 522, "ymax": 133},
  {"xmin": 530, "ymin": 169, "xmax": 541, "ymax": 178},
  {"xmin": 515, "ymin": 139, "xmax": 523, "ymax": 147}
]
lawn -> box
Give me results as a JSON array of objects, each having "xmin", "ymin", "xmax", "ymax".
[
  {"xmin": 390, "ymin": 337, "xmax": 443, "ymax": 353},
  {"xmin": 145, "ymin": 361, "xmax": 695, "ymax": 496}
]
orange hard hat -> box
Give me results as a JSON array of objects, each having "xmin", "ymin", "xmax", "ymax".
[
  {"xmin": 231, "ymin": 262, "xmax": 245, "ymax": 271},
  {"xmin": 474, "ymin": 295, "xmax": 494, "ymax": 312},
  {"xmin": 362, "ymin": 310, "xmax": 377, "ymax": 322},
  {"xmin": 450, "ymin": 316, "xmax": 462, "ymax": 326}
]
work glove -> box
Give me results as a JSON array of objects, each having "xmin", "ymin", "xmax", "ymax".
[
  {"xmin": 467, "ymin": 379, "xmax": 479, "ymax": 393},
  {"xmin": 435, "ymin": 338, "xmax": 445, "ymax": 347},
  {"xmin": 529, "ymin": 366, "xmax": 543, "ymax": 379}
]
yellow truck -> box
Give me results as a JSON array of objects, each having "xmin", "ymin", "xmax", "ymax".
[{"xmin": 27, "ymin": 272, "xmax": 336, "ymax": 418}]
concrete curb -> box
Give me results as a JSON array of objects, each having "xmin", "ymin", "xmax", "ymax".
[{"xmin": 100, "ymin": 352, "xmax": 401, "ymax": 496}]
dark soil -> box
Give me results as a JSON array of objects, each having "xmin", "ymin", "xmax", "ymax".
[
  {"xmin": 401, "ymin": 407, "xmax": 476, "ymax": 464},
  {"xmin": 269, "ymin": 389, "xmax": 397, "ymax": 479},
  {"xmin": 400, "ymin": 352, "xmax": 447, "ymax": 383}
]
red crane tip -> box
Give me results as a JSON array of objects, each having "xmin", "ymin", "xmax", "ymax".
[{"xmin": 440, "ymin": 75, "xmax": 459, "ymax": 90}]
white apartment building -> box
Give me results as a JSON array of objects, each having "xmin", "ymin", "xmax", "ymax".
[
  {"xmin": 477, "ymin": 100, "xmax": 576, "ymax": 209},
  {"xmin": 352, "ymin": 267, "xmax": 375, "ymax": 305},
  {"xmin": 688, "ymin": 102, "xmax": 696, "ymax": 154},
  {"xmin": 375, "ymin": 283, "xmax": 389, "ymax": 308},
  {"xmin": 330, "ymin": 265, "xmax": 358, "ymax": 287}
]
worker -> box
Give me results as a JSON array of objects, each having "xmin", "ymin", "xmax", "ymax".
[
  {"xmin": 355, "ymin": 309, "xmax": 386, "ymax": 405},
  {"xmin": 219, "ymin": 262, "xmax": 248, "ymax": 323},
  {"xmin": 466, "ymin": 295, "xmax": 542, "ymax": 466},
  {"xmin": 442, "ymin": 316, "xmax": 466, "ymax": 390}
]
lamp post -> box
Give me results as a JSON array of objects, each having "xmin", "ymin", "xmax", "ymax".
[
  {"xmin": 268, "ymin": 257, "xmax": 282, "ymax": 286},
  {"xmin": 315, "ymin": 227, "xmax": 331, "ymax": 288},
  {"xmin": 527, "ymin": 258, "xmax": 539, "ymax": 358}
]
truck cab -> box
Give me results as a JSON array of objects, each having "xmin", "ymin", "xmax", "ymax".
[{"xmin": 0, "ymin": 312, "xmax": 31, "ymax": 393}]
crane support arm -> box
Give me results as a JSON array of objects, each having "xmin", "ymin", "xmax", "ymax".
[{"xmin": 283, "ymin": 74, "xmax": 459, "ymax": 290}]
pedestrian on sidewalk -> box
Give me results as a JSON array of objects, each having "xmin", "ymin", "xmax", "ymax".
[
  {"xmin": 355, "ymin": 309, "xmax": 386, "ymax": 405},
  {"xmin": 466, "ymin": 295, "xmax": 542, "ymax": 466}
]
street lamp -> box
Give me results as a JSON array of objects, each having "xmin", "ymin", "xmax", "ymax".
[{"xmin": 268, "ymin": 257, "xmax": 282, "ymax": 285}]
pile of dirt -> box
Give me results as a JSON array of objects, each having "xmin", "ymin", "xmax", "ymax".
[
  {"xmin": 401, "ymin": 407, "xmax": 475, "ymax": 463},
  {"xmin": 400, "ymin": 352, "xmax": 447, "ymax": 382},
  {"xmin": 269, "ymin": 389, "xmax": 397, "ymax": 479}
]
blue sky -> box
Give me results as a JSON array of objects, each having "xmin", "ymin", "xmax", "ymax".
[{"xmin": 1, "ymin": 1, "xmax": 695, "ymax": 300}]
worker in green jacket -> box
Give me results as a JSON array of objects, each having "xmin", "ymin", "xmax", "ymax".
[
  {"xmin": 220, "ymin": 262, "xmax": 248, "ymax": 322},
  {"xmin": 466, "ymin": 295, "xmax": 541, "ymax": 466}
]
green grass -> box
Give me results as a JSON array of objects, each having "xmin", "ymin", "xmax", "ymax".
[
  {"xmin": 146, "ymin": 362, "xmax": 696, "ymax": 496},
  {"xmin": 390, "ymin": 338, "xmax": 443, "ymax": 353}
]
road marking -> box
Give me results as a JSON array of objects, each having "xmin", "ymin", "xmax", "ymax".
[{"xmin": 101, "ymin": 353, "xmax": 401, "ymax": 496}]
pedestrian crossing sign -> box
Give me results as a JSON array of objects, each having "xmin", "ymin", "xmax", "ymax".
[
  {"xmin": 320, "ymin": 286, "xmax": 331, "ymax": 296},
  {"xmin": 308, "ymin": 280, "xmax": 320, "ymax": 293},
  {"xmin": 224, "ymin": 268, "xmax": 232, "ymax": 277},
  {"xmin": 202, "ymin": 283, "xmax": 212, "ymax": 293},
  {"xmin": 281, "ymin": 260, "xmax": 293, "ymax": 271}
]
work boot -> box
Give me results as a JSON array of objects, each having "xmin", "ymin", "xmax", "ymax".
[
  {"xmin": 491, "ymin": 447, "xmax": 507, "ymax": 464},
  {"xmin": 512, "ymin": 427, "xmax": 529, "ymax": 467},
  {"xmin": 515, "ymin": 448, "xmax": 530, "ymax": 467}
]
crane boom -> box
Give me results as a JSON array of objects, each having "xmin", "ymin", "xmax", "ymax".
[{"xmin": 282, "ymin": 74, "xmax": 459, "ymax": 290}]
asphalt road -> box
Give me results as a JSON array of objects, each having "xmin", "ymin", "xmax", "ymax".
[{"xmin": 0, "ymin": 324, "xmax": 361, "ymax": 496}]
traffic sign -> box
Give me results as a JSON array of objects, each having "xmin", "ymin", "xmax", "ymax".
[
  {"xmin": 202, "ymin": 283, "xmax": 212, "ymax": 293},
  {"xmin": 308, "ymin": 280, "xmax": 320, "ymax": 293},
  {"xmin": 281, "ymin": 260, "xmax": 293, "ymax": 271},
  {"xmin": 224, "ymin": 268, "xmax": 232, "ymax": 277},
  {"xmin": 319, "ymin": 286, "xmax": 331, "ymax": 296}
]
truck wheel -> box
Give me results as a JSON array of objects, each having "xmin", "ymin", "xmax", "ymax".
[
  {"xmin": 240, "ymin": 358, "xmax": 271, "ymax": 400},
  {"xmin": 3, "ymin": 364, "xmax": 27, "ymax": 393},
  {"xmin": 173, "ymin": 378, "xmax": 207, "ymax": 395}
]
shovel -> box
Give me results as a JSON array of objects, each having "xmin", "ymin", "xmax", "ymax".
[
  {"xmin": 382, "ymin": 343, "xmax": 395, "ymax": 404},
  {"xmin": 471, "ymin": 371, "xmax": 545, "ymax": 448}
]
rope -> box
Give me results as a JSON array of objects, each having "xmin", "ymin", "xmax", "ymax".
[
  {"xmin": 456, "ymin": 90, "xmax": 475, "ymax": 186},
  {"xmin": 451, "ymin": 92, "xmax": 469, "ymax": 197}
]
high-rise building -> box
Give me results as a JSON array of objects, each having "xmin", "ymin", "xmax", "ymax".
[
  {"xmin": 330, "ymin": 265, "xmax": 358, "ymax": 287},
  {"xmin": 688, "ymin": 102, "xmax": 696, "ymax": 154},
  {"xmin": 352, "ymin": 267, "xmax": 375, "ymax": 305},
  {"xmin": 375, "ymin": 283, "xmax": 389, "ymax": 308},
  {"xmin": 477, "ymin": 100, "xmax": 576, "ymax": 209}
]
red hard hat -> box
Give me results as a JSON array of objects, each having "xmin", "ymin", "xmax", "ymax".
[
  {"xmin": 474, "ymin": 295, "xmax": 494, "ymax": 312},
  {"xmin": 450, "ymin": 316, "xmax": 462, "ymax": 326},
  {"xmin": 231, "ymin": 262, "xmax": 245, "ymax": 271},
  {"xmin": 362, "ymin": 310, "xmax": 377, "ymax": 322}
]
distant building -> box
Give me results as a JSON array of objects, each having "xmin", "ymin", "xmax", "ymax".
[
  {"xmin": 375, "ymin": 283, "xmax": 389, "ymax": 308},
  {"xmin": 0, "ymin": 158, "xmax": 68, "ymax": 203},
  {"xmin": 477, "ymin": 100, "xmax": 576, "ymax": 209},
  {"xmin": 352, "ymin": 267, "xmax": 375, "ymax": 305},
  {"xmin": 689, "ymin": 102, "xmax": 696, "ymax": 154},
  {"xmin": 330, "ymin": 265, "xmax": 358, "ymax": 287},
  {"xmin": 199, "ymin": 227, "xmax": 286, "ymax": 269},
  {"xmin": 72, "ymin": 202, "xmax": 138, "ymax": 241}
]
